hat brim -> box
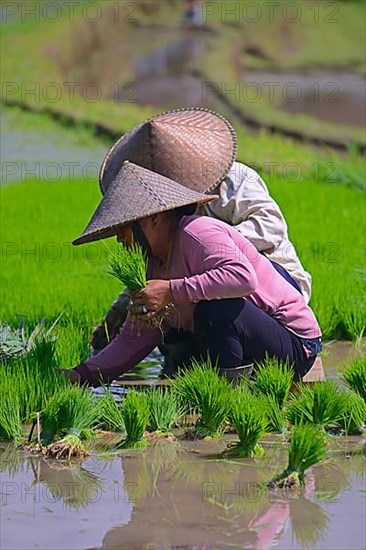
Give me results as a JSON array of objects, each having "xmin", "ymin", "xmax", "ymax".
[{"xmin": 73, "ymin": 161, "xmax": 219, "ymax": 246}]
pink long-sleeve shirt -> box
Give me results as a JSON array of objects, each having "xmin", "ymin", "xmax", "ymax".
[{"xmin": 76, "ymin": 215, "xmax": 321, "ymax": 386}]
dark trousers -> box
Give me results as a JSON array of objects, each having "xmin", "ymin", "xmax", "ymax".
[{"xmin": 163, "ymin": 299, "xmax": 316, "ymax": 381}]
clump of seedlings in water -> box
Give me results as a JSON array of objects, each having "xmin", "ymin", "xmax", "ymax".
[
  {"xmin": 172, "ymin": 360, "xmax": 232, "ymax": 439},
  {"xmin": 41, "ymin": 387, "xmax": 100, "ymax": 459},
  {"xmin": 342, "ymin": 356, "xmax": 366, "ymax": 403},
  {"xmin": 337, "ymin": 391, "xmax": 366, "ymax": 435},
  {"xmin": 269, "ymin": 424, "xmax": 327, "ymax": 489},
  {"xmin": 108, "ymin": 242, "xmax": 172, "ymax": 329},
  {"xmin": 287, "ymin": 380, "xmax": 348, "ymax": 429},
  {"xmin": 252, "ymin": 357, "xmax": 294, "ymax": 408},
  {"xmin": 225, "ymin": 386, "xmax": 267, "ymax": 457},
  {"xmin": 97, "ymin": 391, "xmax": 125, "ymax": 433},
  {"xmin": 147, "ymin": 387, "xmax": 181, "ymax": 434},
  {"xmin": 120, "ymin": 390, "xmax": 150, "ymax": 449},
  {"xmin": 262, "ymin": 395, "xmax": 287, "ymax": 433}
]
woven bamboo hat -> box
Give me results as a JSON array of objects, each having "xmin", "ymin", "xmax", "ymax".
[
  {"xmin": 73, "ymin": 161, "xmax": 217, "ymax": 245},
  {"xmin": 99, "ymin": 108, "xmax": 237, "ymax": 195}
]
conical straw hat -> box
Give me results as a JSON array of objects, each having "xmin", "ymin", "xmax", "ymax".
[
  {"xmin": 99, "ymin": 108, "xmax": 237, "ymax": 195},
  {"xmin": 73, "ymin": 161, "xmax": 217, "ymax": 246}
]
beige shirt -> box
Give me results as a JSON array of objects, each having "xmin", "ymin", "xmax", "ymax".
[{"xmin": 196, "ymin": 161, "xmax": 312, "ymax": 303}]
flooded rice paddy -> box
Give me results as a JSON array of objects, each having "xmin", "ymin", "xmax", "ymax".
[
  {"xmin": 1, "ymin": 342, "xmax": 365, "ymax": 550},
  {"xmin": 1, "ymin": 437, "xmax": 365, "ymax": 550}
]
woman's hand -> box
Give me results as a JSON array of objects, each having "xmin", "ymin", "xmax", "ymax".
[{"xmin": 132, "ymin": 280, "xmax": 173, "ymax": 313}]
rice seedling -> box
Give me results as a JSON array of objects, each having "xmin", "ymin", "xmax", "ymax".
[
  {"xmin": 44, "ymin": 387, "xmax": 100, "ymax": 459},
  {"xmin": 1, "ymin": 356, "xmax": 69, "ymax": 423},
  {"xmin": 262, "ymin": 396, "xmax": 287, "ymax": 433},
  {"xmin": 269, "ymin": 424, "xmax": 327, "ymax": 489},
  {"xmin": 342, "ymin": 356, "xmax": 366, "ymax": 403},
  {"xmin": 0, "ymin": 382, "xmax": 23, "ymax": 441},
  {"xmin": 120, "ymin": 390, "xmax": 150, "ymax": 449},
  {"xmin": 226, "ymin": 390, "xmax": 267, "ymax": 457},
  {"xmin": 109, "ymin": 242, "xmax": 147, "ymax": 292},
  {"xmin": 337, "ymin": 391, "xmax": 366, "ymax": 435},
  {"xmin": 252, "ymin": 357, "xmax": 294, "ymax": 408},
  {"xmin": 286, "ymin": 380, "xmax": 349, "ymax": 429},
  {"xmin": 147, "ymin": 387, "xmax": 181, "ymax": 433},
  {"xmin": 96, "ymin": 391, "xmax": 125, "ymax": 433},
  {"xmin": 172, "ymin": 360, "xmax": 233, "ymax": 439},
  {"xmin": 108, "ymin": 242, "xmax": 175, "ymax": 329}
]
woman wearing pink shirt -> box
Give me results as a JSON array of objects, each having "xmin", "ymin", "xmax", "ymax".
[{"xmin": 70, "ymin": 161, "xmax": 322, "ymax": 387}]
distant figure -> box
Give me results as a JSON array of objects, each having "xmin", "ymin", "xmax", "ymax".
[{"xmin": 183, "ymin": 0, "xmax": 203, "ymax": 26}]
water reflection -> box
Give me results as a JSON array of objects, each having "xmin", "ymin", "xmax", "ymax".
[{"xmin": 0, "ymin": 440, "xmax": 365, "ymax": 550}]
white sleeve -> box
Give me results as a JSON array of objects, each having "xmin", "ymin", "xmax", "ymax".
[
  {"xmin": 229, "ymin": 162, "xmax": 288, "ymax": 253},
  {"xmin": 204, "ymin": 162, "xmax": 288, "ymax": 254}
]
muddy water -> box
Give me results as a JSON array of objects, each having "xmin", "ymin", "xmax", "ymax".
[
  {"xmin": 1, "ymin": 438, "xmax": 365, "ymax": 550},
  {"xmin": 243, "ymin": 70, "xmax": 366, "ymax": 128}
]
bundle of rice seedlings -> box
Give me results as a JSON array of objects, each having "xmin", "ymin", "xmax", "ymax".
[
  {"xmin": 109, "ymin": 242, "xmax": 147, "ymax": 291},
  {"xmin": 287, "ymin": 380, "xmax": 348, "ymax": 429},
  {"xmin": 337, "ymin": 391, "xmax": 366, "ymax": 434},
  {"xmin": 44, "ymin": 387, "xmax": 100, "ymax": 459},
  {"xmin": 109, "ymin": 243, "xmax": 172, "ymax": 329},
  {"xmin": 226, "ymin": 390, "xmax": 267, "ymax": 457},
  {"xmin": 172, "ymin": 360, "xmax": 233, "ymax": 439},
  {"xmin": 262, "ymin": 395, "xmax": 287, "ymax": 433},
  {"xmin": 342, "ymin": 356, "xmax": 366, "ymax": 403},
  {"xmin": 253, "ymin": 357, "xmax": 293, "ymax": 408},
  {"xmin": 269, "ymin": 424, "xmax": 327, "ymax": 488},
  {"xmin": 147, "ymin": 387, "xmax": 181, "ymax": 433},
  {"xmin": 96, "ymin": 391, "xmax": 125, "ymax": 433},
  {"xmin": 120, "ymin": 390, "xmax": 150, "ymax": 449}
]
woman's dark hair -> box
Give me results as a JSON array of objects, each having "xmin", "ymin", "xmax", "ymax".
[{"xmin": 171, "ymin": 203, "xmax": 197, "ymax": 217}]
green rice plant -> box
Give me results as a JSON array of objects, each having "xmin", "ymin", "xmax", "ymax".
[
  {"xmin": 97, "ymin": 391, "xmax": 125, "ymax": 433},
  {"xmin": 172, "ymin": 360, "xmax": 233, "ymax": 439},
  {"xmin": 287, "ymin": 380, "xmax": 349, "ymax": 428},
  {"xmin": 342, "ymin": 356, "xmax": 366, "ymax": 403},
  {"xmin": 269, "ymin": 424, "xmax": 327, "ymax": 488},
  {"xmin": 226, "ymin": 390, "xmax": 267, "ymax": 457},
  {"xmin": 44, "ymin": 387, "xmax": 100, "ymax": 459},
  {"xmin": 253, "ymin": 357, "xmax": 294, "ymax": 408},
  {"xmin": 147, "ymin": 387, "xmax": 181, "ymax": 433},
  {"xmin": 0, "ymin": 382, "xmax": 23, "ymax": 441},
  {"xmin": 0, "ymin": 355, "xmax": 69, "ymax": 424},
  {"xmin": 336, "ymin": 287, "xmax": 366, "ymax": 342},
  {"xmin": 120, "ymin": 390, "xmax": 150, "ymax": 449},
  {"xmin": 109, "ymin": 242, "xmax": 147, "ymax": 291},
  {"xmin": 337, "ymin": 391, "xmax": 366, "ymax": 435},
  {"xmin": 262, "ymin": 396, "xmax": 287, "ymax": 433}
]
